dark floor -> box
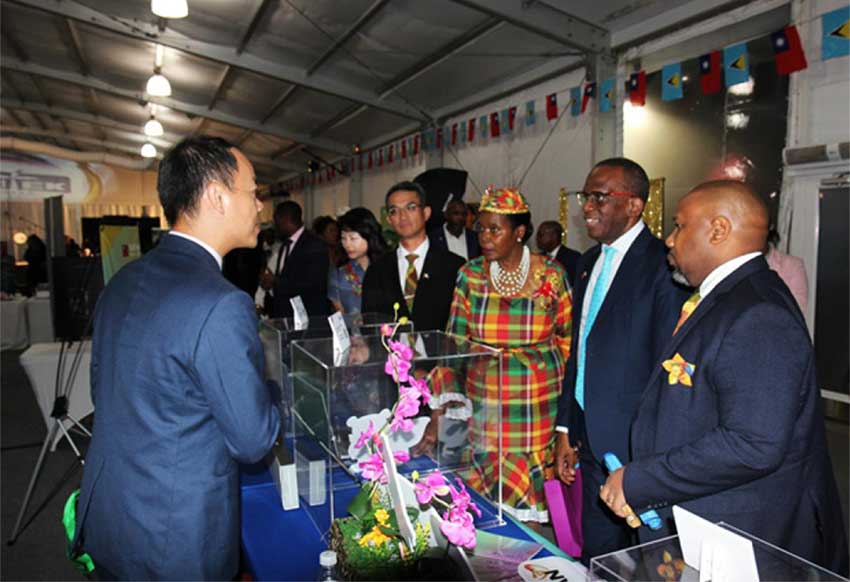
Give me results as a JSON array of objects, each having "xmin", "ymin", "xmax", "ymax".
[{"xmin": 1, "ymin": 348, "xmax": 848, "ymax": 580}]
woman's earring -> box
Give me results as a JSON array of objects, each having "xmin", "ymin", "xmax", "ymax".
[{"xmin": 516, "ymin": 238, "xmax": 522, "ymax": 242}]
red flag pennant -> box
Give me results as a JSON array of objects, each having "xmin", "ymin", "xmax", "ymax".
[
  {"xmin": 401, "ymin": 139, "xmax": 407, "ymax": 159},
  {"xmin": 468, "ymin": 118, "xmax": 475, "ymax": 141},
  {"xmin": 368, "ymin": 152, "xmax": 373, "ymax": 169},
  {"xmin": 451, "ymin": 123, "xmax": 457, "ymax": 145},
  {"xmin": 508, "ymin": 106, "xmax": 517, "ymax": 130},
  {"xmin": 627, "ymin": 71, "xmax": 646, "ymax": 106},
  {"xmin": 771, "ymin": 25, "xmax": 807, "ymax": 75},
  {"xmin": 490, "ymin": 112, "xmax": 500, "ymax": 137},
  {"xmin": 378, "ymin": 148, "xmax": 383, "ymax": 166},
  {"xmin": 413, "ymin": 135, "xmax": 420, "ymax": 154},
  {"xmin": 699, "ymin": 51, "xmax": 722, "ymax": 95},
  {"xmin": 436, "ymin": 127, "xmax": 443, "ymax": 149},
  {"xmin": 546, "ymin": 93, "xmax": 558, "ymax": 120},
  {"xmin": 581, "ymin": 82, "xmax": 595, "ymax": 114},
  {"xmin": 388, "ymin": 144, "xmax": 394, "ymax": 163}
]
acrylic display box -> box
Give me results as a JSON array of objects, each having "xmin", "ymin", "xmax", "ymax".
[
  {"xmin": 259, "ymin": 313, "xmax": 412, "ymax": 438},
  {"xmin": 589, "ymin": 524, "xmax": 846, "ymax": 582},
  {"xmin": 289, "ymin": 330, "xmax": 505, "ymax": 537}
]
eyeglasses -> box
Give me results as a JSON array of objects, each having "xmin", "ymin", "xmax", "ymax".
[
  {"xmin": 575, "ymin": 190, "xmax": 638, "ymax": 206},
  {"xmin": 386, "ymin": 202, "xmax": 423, "ymax": 217},
  {"xmin": 473, "ymin": 223, "xmax": 505, "ymax": 237}
]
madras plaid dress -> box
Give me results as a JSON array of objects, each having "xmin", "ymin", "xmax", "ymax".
[{"xmin": 445, "ymin": 255, "xmax": 572, "ymax": 522}]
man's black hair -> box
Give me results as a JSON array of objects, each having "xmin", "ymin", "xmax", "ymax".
[
  {"xmin": 538, "ymin": 220, "xmax": 563, "ymax": 237},
  {"xmin": 593, "ymin": 157, "xmax": 650, "ymax": 202},
  {"xmin": 385, "ymin": 181, "xmax": 427, "ymax": 207},
  {"xmin": 157, "ymin": 136, "xmax": 237, "ymax": 226}
]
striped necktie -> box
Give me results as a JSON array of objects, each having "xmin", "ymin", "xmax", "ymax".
[
  {"xmin": 403, "ymin": 253, "xmax": 419, "ymax": 312},
  {"xmin": 673, "ymin": 291, "xmax": 701, "ymax": 335},
  {"xmin": 575, "ymin": 245, "xmax": 617, "ymax": 410}
]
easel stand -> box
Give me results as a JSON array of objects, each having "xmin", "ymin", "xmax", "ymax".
[{"xmin": 7, "ymin": 340, "xmax": 92, "ymax": 545}]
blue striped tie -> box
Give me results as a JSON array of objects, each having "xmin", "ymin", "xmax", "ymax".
[{"xmin": 575, "ymin": 245, "xmax": 617, "ymax": 409}]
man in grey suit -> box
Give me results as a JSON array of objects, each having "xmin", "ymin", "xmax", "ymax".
[{"xmin": 73, "ymin": 136, "xmax": 280, "ymax": 580}]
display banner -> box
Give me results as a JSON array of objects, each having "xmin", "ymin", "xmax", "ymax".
[{"xmin": 99, "ymin": 224, "xmax": 141, "ymax": 284}]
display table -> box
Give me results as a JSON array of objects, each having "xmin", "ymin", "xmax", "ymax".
[
  {"xmin": 1, "ymin": 297, "xmax": 29, "ymax": 350},
  {"xmin": 240, "ymin": 463, "xmax": 569, "ymax": 581},
  {"xmin": 19, "ymin": 342, "xmax": 94, "ymax": 448},
  {"xmin": 26, "ymin": 296, "xmax": 54, "ymax": 344}
]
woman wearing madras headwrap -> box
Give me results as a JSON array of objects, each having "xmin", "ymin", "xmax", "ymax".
[{"xmin": 429, "ymin": 187, "xmax": 573, "ymax": 529}]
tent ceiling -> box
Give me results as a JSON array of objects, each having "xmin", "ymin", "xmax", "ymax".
[{"xmin": 1, "ymin": 0, "xmax": 750, "ymax": 185}]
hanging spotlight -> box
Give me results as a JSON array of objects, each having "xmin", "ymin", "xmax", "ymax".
[
  {"xmin": 151, "ymin": 0, "xmax": 188, "ymax": 19},
  {"xmin": 144, "ymin": 116, "xmax": 164, "ymax": 137},
  {"xmin": 146, "ymin": 71, "xmax": 172, "ymax": 97},
  {"xmin": 141, "ymin": 143, "xmax": 157, "ymax": 158},
  {"xmin": 13, "ymin": 232, "xmax": 28, "ymax": 246}
]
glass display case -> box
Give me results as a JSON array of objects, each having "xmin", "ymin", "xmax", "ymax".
[
  {"xmin": 589, "ymin": 524, "xmax": 846, "ymax": 582},
  {"xmin": 289, "ymin": 330, "xmax": 504, "ymax": 536},
  {"xmin": 259, "ymin": 313, "xmax": 411, "ymax": 437}
]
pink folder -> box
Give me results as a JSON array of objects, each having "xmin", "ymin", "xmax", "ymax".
[{"xmin": 544, "ymin": 470, "xmax": 583, "ymax": 558}]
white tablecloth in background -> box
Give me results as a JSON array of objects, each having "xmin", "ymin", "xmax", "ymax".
[
  {"xmin": 1, "ymin": 299, "xmax": 29, "ymax": 351},
  {"xmin": 25, "ymin": 297, "xmax": 54, "ymax": 344},
  {"xmin": 19, "ymin": 342, "xmax": 94, "ymax": 448}
]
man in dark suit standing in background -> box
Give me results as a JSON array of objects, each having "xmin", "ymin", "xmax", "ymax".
[
  {"xmin": 362, "ymin": 181, "xmax": 464, "ymax": 331},
  {"xmin": 428, "ymin": 198, "xmax": 480, "ymax": 261},
  {"xmin": 554, "ymin": 158, "xmax": 690, "ymax": 564},
  {"xmin": 265, "ymin": 200, "xmax": 330, "ymax": 318},
  {"xmin": 601, "ymin": 181, "xmax": 848, "ymax": 576},
  {"xmin": 536, "ymin": 220, "xmax": 580, "ymax": 287},
  {"xmin": 73, "ymin": 136, "xmax": 280, "ymax": 580}
]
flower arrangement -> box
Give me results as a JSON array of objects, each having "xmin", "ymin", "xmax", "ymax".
[{"xmin": 332, "ymin": 305, "xmax": 481, "ymax": 579}]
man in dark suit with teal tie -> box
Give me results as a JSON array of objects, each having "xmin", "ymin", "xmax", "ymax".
[
  {"xmin": 73, "ymin": 137, "xmax": 281, "ymax": 580},
  {"xmin": 601, "ymin": 181, "xmax": 848, "ymax": 576},
  {"xmin": 554, "ymin": 158, "xmax": 689, "ymax": 563}
]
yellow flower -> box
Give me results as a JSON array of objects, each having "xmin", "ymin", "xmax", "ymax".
[
  {"xmin": 411, "ymin": 470, "xmax": 420, "ymax": 482},
  {"xmin": 398, "ymin": 316, "xmax": 409, "ymax": 325},
  {"xmin": 358, "ymin": 525, "xmax": 392, "ymax": 548},
  {"xmin": 374, "ymin": 508, "xmax": 390, "ymax": 526}
]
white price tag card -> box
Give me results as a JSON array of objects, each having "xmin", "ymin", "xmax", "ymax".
[
  {"xmin": 290, "ymin": 296, "xmax": 308, "ymax": 330},
  {"xmin": 673, "ymin": 505, "xmax": 759, "ymax": 582},
  {"xmin": 328, "ymin": 312, "xmax": 351, "ymax": 365}
]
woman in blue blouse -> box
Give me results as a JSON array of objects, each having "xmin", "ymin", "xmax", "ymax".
[{"xmin": 328, "ymin": 208, "xmax": 389, "ymax": 314}]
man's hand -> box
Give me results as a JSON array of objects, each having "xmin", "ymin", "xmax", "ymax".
[
  {"xmin": 411, "ymin": 409, "xmax": 442, "ymax": 457},
  {"xmin": 259, "ymin": 269, "xmax": 275, "ymax": 290},
  {"xmin": 599, "ymin": 467, "xmax": 630, "ymax": 518},
  {"xmin": 554, "ymin": 431, "xmax": 579, "ymax": 485}
]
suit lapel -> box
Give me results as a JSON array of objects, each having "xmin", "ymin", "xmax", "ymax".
[
  {"xmin": 574, "ymin": 246, "xmax": 600, "ymax": 314},
  {"xmin": 592, "ymin": 229, "xmax": 652, "ymax": 327}
]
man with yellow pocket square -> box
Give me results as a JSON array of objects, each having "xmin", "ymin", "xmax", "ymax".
[{"xmin": 600, "ymin": 181, "xmax": 848, "ymax": 576}]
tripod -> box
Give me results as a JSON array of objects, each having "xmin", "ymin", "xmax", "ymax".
[{"xmin": 7, "ymin": 338, "xmax": 92, "ymax": 545}]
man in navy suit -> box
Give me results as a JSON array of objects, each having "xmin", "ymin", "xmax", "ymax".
[
  {"xmin": 601, "ymin": 181, "xmax": 848, "ymax": 575},
  {"xmin": 73, "ymin": 136, "xmax": 281, "ymax": 580},
  {"xmin": 428, "ymin": 198, "xmax": 481, "ymax": 261},
  {"xmin": 554, "ymin": 158, "xmax": 690, "ymax": 563},
  {"xmin": 536, "ymin": 220, "xmax": 580, "ymax": 287}
]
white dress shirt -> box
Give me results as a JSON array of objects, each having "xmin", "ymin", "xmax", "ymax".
[
  {"xmin": 443, "ymin": 224, "xmax": 469, "ymax": 260},
  {"xmin": 699, "ymin": 252, "xmax": 762, "ymax": 299},
  {"xmin": 253, "ymin": 225, "xmax": 306, "ymax": 307},
  {"xmin": 396, "ymin": 237, "xmax": 429, "ymax": 292},
  {"xmin": 169, "ymin": 231, "xmax": 223, "ymax": 270}
]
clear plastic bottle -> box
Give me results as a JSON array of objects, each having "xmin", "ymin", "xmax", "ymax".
[{"xmin": 317, "ymin": 550, "xmax": 339, "ymax": 582}]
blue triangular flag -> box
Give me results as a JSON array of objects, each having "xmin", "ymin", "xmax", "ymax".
[
  {"xmin": 479, "ymin": 115, "xmax": 488, "ymax": 138},
  {"xmin": 661, "ymin": 63, "xmax": 684, "ymax": 101},
  {"xmin": 525, "ymin": 100, "xmax": 536, "ymax": 126},
  {"xmin": 570, "ymin": 86, "xmax": 581, "ymax": 116},
  {"xmin": 500, "ymin": 109, "xmax": 511, "ymax": 134},
  {"xmin": 723, "ymin": 42, "xmax": 750, "ymax": 87},
  {"xmin": 822, "ymin": 6, "xmax": 850, "ymax": 60},
  {"xmin": 598, "ymin": 78, "xmax": 616, "ymax": 112}
]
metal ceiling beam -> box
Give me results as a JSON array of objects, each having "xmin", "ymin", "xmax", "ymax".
[
  {"xmin": 450, "ymin": 0, "xmax": 609, "ymax": 54},
  {"xmin": 237, "ymin": 0, "xmax": 275, "ymax": 55},
  {"xmin": 259, "ymin": 85, "xmax": 298, "ymax": 124},
  {"xmin": 377, "ymin": 16, "xmax": 504, "ymax": 100},
  {"xmin": 208, "ymin": 66, "xmax": 232, "ymax": 111},
  {"xmin": 64, "ymin": 18, "xmax": 90, "ymax": 76},
  {"xmin": 1, "ymin": 125, "xmax": 163, "ymax": 158},
  {"xmin": 310, "ymin": 104, "xmax": 366, "ymax": 137},
  {"xmin": 10, "ymin": 0, "xmax": 429, "ymax": 122},
  {"xmin": 1, "ymin": 19, "xmax": 29, "ymax": 61},
  {"xmin": 305, "ymin": 0, "xmax": 389, "ymax": 77},
  {"xmin": 2, "ymin": 58, "xmax": 351, "ymax": 158}
]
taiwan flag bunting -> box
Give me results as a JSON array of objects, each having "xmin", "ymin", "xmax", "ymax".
[
  {"xmin": 490, "ymin": 112, "xmax": 500, "ymax": 137},
  {"xmin": 468, "ymin": 118, "xmax": 475, "ymax": 142},
  {"xmin": 378, "ymin": 148, "xmax": 383, "ymax": 166},
  {"xmin": 500, "ymin": 109, "xmax": 510, "ymax": 134},
  {"xmin": 570, "ymin": 86, "xmax": 581, "ymax": 116},
  {"xmin": 699, "ymin": 51, "xmax": 722, "ymax": 95},
  {"xmin": 413, "ymin": 135, "xmax": 420, "ymax": 155},
  {"xmin": 436, "ymin": 127, "xmax": 443, "ymax": 149},
  {"xmin": 525, "ymin": 100, "xmax": 536, "ymax": 126},
  {"xmin": 546, "ymin": 93, "xmax": 558, "ymax": 120},
  {"xmin": 508, "ymin": 106, "xmax": 517, "ymax": 131},
  {"xmin": 771, "ymin": 25, "xmax": 807, "ymax": 75},
  {"xmin": 627, "ymin": 71, "xmax": 646, "ymax": 106},
  {"xmin": 451, "ymin": 123, "xmax": 457, "ymax": 145},
  {"xmin": 821, "ymin": 6, "xmax": 849, "ymax": 61},
  {"xmin": 598, "ymin": 78, "xmax": 615, "ymax": 113},
  {"xmin": 661, "ymin": 63, "xmax": 683, "ymax": 101},
  {"xmin": 581, "ymin": 82, "xmax": 595, "ymax": 114},
  {"xmin": 401, "ymin": 139, "xmax": 407, "ymax": 158},
  {"xmin": 723, "ymin": 42, "xmax": 749, "ymax": 87},
  {"xmin": 388, "ymin": 144, "xmax": 394, "ymax": 163},
  {"xmin": 368, "ymin": 152, "xmax": 373, "ymax": 169},
  {"xmin": 479, "ymin": 115, "xmax": 488, "ymax": 138}
]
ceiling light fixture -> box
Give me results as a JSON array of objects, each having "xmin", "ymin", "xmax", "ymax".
[
  {"xmin": 151, "ymin": 0, "xmax": 188, "ymax": 19},
  {"xmin": 144, "ymin": 117, "xmax": 164, "ymax": 137},
  {"xmin": 146, "ymin": 71, "xmax": 172, "ymax": 97},
  {"xmin": 13, "ymin": 232, "xmax": 28, "ymax": 246},
  {"xmin": 141, "ymin": 143, "xmax": 157, "ymax": 158}
]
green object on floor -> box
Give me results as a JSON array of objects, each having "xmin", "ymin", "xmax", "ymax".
[{"xmin": 62, "ymin": 489, "xmax": 95, "ymax": 574}]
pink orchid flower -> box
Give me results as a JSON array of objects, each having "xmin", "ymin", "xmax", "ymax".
[
  {"xmin": 393, "ymin": 450, "xmax": 410, "ymax": 464},
  {"xmin": 440, "ymin": 509, "xmax": 477, "ymax": 549},
  {"xmin": 387, "ymin": 340, "xmax": 414, "ymax": 361},
  {"xmin": 384, "ymin": 352, "xmax": 412, "ymax": 383},
  {"xmin": 414, "ymin": 471, "xmax": 450, "ymax": 504},
  {"xmin": 354, "ymin": 420, "xmax": 375, "ymax": 450},
  {"xmin": 358, "ymin": 452, "xmax": 386, "ymax": 484},
  {"xmin": 448, "ymin": 479, "xmax": 482, "ymax": 518},
  {"xmin": 407, "ymin": 377, "xmax": 431, "ymax": 406},
  {"xmin": 381, "ymin": 323, "xmax": 393, "ymax": 337}
]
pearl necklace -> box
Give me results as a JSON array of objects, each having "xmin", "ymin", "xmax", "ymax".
[{"xmin": 490, "ymin": 246, "xmax": 530, "ymax": 296}]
